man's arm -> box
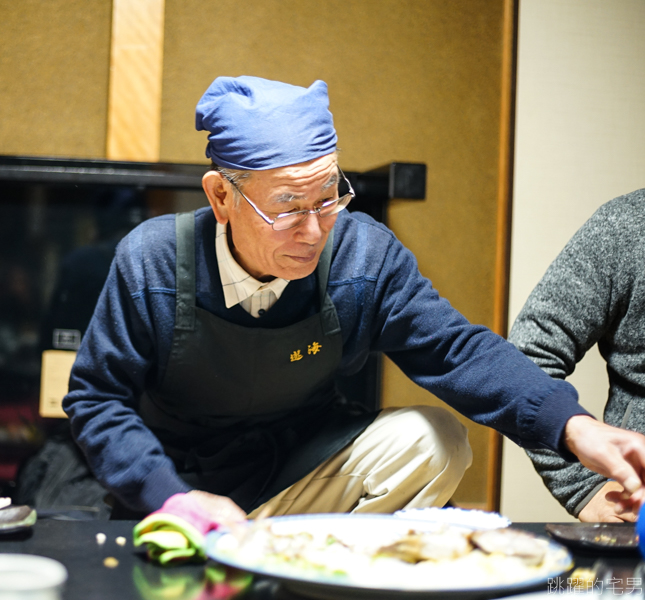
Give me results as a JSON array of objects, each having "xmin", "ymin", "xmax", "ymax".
[
  {"xmin": 508, "ymin": 198, "xmax": 633, "ymax": 516},
  {"xmin": 64, "ymin": 222, "xmax": 192, "ymax": 514},
  {"xmin": 508, "ymin": 205, "xmax": 616, "ymax": 383},
  {"xmin": 365, "ymin": 224, "xmax": 591, "ymax": 455}
]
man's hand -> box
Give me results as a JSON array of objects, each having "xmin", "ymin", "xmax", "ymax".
[
  {"xmin": 134, "ymin": 492, "xmax": 248, "ymax": 564},
  {"xmin": 565, "ymin": 415, "xmax": 645, "ymax": 511},
  {"xmin": 187, "ymin": 490, "xmax": 247, "ymax": 525},
  {"xmin": 578, "ymin": 480, "xmax": 638, "ymax": 522}
]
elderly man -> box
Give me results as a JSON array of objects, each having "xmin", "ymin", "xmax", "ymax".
[{"xmin": 64, "ymin": 76, "xmax": 645, "ymax": 523}]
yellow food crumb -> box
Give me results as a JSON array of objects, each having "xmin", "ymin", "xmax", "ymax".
[
  {"xmin": 568, "ymin": 567, "xmax": 596, "ymax": 587},
  {"xmin": 95, "ymin": 533, "xmax": 106, "ymax": 545},
  {"xmin": 115, "ymin": 536, "xmax": 127, "ymax": 546},
  {"xmin": 103, "ymin": 557, "xmax": 119, "ymax": 568}
]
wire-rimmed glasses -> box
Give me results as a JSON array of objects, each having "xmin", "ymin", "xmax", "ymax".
[{"xmin": 223, "ymin": 168, "xmax": 354, "ymax": 231}]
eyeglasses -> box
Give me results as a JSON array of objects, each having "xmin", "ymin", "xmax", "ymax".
[{"xmin": 223, "ymin": 168, "xmax": 355, "ymax": 231}]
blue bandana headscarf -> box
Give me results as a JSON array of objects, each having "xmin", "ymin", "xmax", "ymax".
[{"xmin": 195, "ymin": 76, "xmax": 337, "ymax": 170}]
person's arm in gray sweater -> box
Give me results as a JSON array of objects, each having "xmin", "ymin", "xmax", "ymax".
[{"xmin": 508, "ymin": 194, "xmax": 640, "ymax": 517}]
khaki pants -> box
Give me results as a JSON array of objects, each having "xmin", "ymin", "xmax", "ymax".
[{"xmin": 248, "ymin": 405, "xmax": 472, "ymax": 518}]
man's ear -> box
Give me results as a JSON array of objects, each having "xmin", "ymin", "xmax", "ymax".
[{"xmin": 202, "ymin": 171, "xmax": 231, "ymax": 224}]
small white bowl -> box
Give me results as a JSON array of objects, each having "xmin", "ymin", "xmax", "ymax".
[{"xmin": 0, "ymin": 554, "xmax": 67, "ymax": 600}]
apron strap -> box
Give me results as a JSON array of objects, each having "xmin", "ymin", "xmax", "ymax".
[
  {"xmin": 317, "ymin": 229, "xmax": 341, "ymax": 337},
  {"xmin": 174, "ymin": 211, "xmax": 196, "ymax": 331}
]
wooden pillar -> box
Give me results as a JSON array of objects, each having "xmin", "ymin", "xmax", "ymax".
[
  {"xmin": 488, "ymin": 0, "xmax": 519, "ymax": 512},
  {"xmin": 106, "ymin": 0, "xmax": 165, "ymax": 161}
]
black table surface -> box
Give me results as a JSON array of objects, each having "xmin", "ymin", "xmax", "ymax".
[{"xmin": 0, "ymin": 519, "xmax": 641, "ymax": 600}]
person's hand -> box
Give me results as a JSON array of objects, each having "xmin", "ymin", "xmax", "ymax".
[
  {"xmin": 133, "ymin": 492, "xmax": 247, "ymax": 564},
  {"xmin": 578, "ymin": 480, "xmax": 638, "ymax": 522},
  {"xmin": 564, "ymin": 415, "xmax": 645, "ymax": 510},
  {"xmin": 187, "ymin": 490, "xmax": 247, "ymax": 526}
]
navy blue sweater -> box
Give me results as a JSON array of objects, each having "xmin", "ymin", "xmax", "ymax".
[{"xmin": 63, "ymin": 208, "xmax": 589, "ymax": 512}]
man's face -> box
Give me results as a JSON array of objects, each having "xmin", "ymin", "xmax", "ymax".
[{"xmin": 208, "ymin": 153, "xmax": 340, "ymax": 282}]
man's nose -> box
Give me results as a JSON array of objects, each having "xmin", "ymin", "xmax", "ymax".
[{"xmin": 295, "ymin": 211, "xmax": 323, "ymax": 242}]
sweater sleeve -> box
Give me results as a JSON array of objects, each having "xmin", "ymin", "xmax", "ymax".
[
  {"xmin": 63, "ymin": 226, "xmax": 191, "ymax": 514},
  {"xmin": 367, "ymin": 229, "xmax": 590, "ymax": 456},
  {"xmin": 522, "ymin": 450, "xmax": 606, "ymax": 516},
  {"xmin": 508, "ymin": 202, "xmax": 623, "ymax": 515}
]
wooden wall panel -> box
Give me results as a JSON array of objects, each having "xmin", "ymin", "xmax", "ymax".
[
  {"xmin": 106, "ymin": 0, "xmax": 165, "ymax": 161},
  {"xmin": 0, "ymin": 0, "xmax": 112, "ymax": 158}
]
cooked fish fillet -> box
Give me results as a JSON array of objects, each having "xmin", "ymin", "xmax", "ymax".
[{"xmin": 471, "ymin": 528, "xmax": 547, "ymax": 566}]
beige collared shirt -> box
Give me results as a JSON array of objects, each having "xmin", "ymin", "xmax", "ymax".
[{"xmin": 215, "ymin": 222, "xmax": 289, "ymax": 318}]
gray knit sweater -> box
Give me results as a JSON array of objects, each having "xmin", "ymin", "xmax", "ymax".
[{"xmin": 508, "ymin": 188, "xmax": 645, "ymax": 516}]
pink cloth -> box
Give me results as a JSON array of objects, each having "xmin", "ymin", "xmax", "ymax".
[{"xmin": 149, "ymin": 493, "xmax": 221, "ymax": 534}]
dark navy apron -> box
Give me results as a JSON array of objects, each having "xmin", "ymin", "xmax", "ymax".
[{"xmin": 138, "ymin": 212, "xmax": 378, "ymax": 514}]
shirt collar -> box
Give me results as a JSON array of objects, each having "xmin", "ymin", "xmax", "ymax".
[{"xmin": 215, "ymin": 221, "xmax": 289, "ymax": 309}]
